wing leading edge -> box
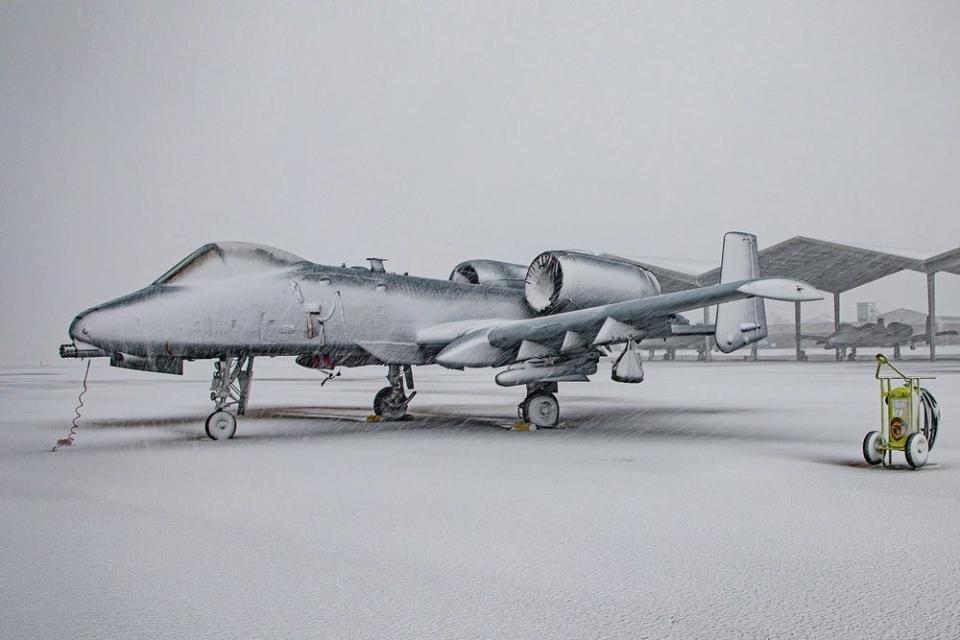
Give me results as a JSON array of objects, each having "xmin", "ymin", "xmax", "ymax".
[{"xmin": 428, "ymin": 276, "xmax": 820, "ymax": 368}]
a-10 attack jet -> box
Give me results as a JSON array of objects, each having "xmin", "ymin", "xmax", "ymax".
[
  {"xmin": 60, "ymin": 232, "xmax": 820, "ymax": 439},
  {"xmin": 802, "ymin": 318, "xmax": 957, "ymax": 361}
]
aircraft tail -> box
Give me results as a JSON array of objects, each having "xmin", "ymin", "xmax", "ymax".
[{"xmin": 714, "ymin": 232, "xmax": 768, "ymax": 353}]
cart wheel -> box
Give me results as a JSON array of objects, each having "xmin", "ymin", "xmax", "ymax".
[
  {"xmin": 862, "ymin": 431, "xmax": 883, "ymax": 465},
  {"xmin": 904, "ymin": 433, "xmax": 929, "ymax": 469}
]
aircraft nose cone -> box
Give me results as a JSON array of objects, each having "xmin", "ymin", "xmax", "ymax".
[{"xmin": 69, "ymin": 311, "xmax": 94, "ymax": 343}]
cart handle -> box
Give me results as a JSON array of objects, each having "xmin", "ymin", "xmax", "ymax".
[{"xmin": 874, "ymin": 354, "xmax": 936, "ymax": 382}]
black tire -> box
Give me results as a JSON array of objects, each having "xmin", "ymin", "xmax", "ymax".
[
  {"xmin": 373, "ymin": 386, "xmax": 407, "ymax": 421},
  {"xmin": 521, "ymin": 393, "xmax": 560, "ymax": 427},
  {"xmin": 205, "ymin": 410, "xmax": 237, "ymax": 440},
  {"xmin": 862, "ymin": 431, "xmax": 882, "ymax": 465}
]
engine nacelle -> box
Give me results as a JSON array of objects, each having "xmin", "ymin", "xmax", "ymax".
[
  {"xmin": 449, "ymin": 259, "xmax": 527, "ymax": 290},
  {"xmin": 525, "ymin": 251, "xmax": 661, "ymax": 314}
]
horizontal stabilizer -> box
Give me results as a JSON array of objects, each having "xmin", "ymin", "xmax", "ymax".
[
  {"xmin": 736, "ymin": 278, "xmax": 823, "ymax": 302},
  {"xmin": 670, "ymin": 323, "xmax": 715, "ymax": 336}
]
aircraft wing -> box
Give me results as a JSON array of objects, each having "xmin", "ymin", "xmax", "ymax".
[
  {"xmin": 800, "ymin": 334, "xmax": 830, "ymax": 344},
  {"xmin": 424, "ymin": 276, "xmax": 821, "ymax": 368},
  {"xmin": 910, "ymin": 330, "xmax": 959, "ymax": 346}
]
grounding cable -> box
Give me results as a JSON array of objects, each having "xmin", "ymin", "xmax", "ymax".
[{"xmin": 51, "ymin": 360, "xmax": 91, "ymax": 452}]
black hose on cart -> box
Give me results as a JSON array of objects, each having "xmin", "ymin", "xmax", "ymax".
[{"xmin": 920, "ymin": 388, "xmax": 940, "ymax": 449}]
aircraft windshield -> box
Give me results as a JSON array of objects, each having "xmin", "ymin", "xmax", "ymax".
[{"xmin": 152, "ymin": 242, "xmax": 307, "ymax": 285}]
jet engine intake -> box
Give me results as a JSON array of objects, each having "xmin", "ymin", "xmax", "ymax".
[
  {"xmin": 449, "ymin": 260, "xmax": 528, "ymax": 290},
  {"xmin": 525, "ymin": 251, "xmax": 661, "ymax": 314}
]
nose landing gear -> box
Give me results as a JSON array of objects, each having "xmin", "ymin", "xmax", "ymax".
[
  {"xmin": 373, "ymin": 364, "xmax": 416, "ymax": 421},
  {"xmin": 205, "ymin": 356, "xmax": 253, "ymax": 440}
]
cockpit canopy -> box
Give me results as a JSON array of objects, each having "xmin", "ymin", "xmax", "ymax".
[{"xmin": 152, "ymin": 242, "xmax": 307, "ymax": 285}]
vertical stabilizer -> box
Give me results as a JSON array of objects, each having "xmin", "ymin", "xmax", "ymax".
[{"xmin": 715, "ymin": 232, "xmax": 767, "ymax": 353}]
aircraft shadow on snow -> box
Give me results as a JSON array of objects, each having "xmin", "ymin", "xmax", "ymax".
[{"xmin": 69, "ymin": 401, "xmax": 844, "ymax": 452}]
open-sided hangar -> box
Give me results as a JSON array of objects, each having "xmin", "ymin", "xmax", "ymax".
[{"xmin": 635, "ymin": 236, "xmax": 960, "ymax": 361}]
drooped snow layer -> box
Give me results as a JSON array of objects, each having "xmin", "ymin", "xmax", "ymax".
[
  {"xmin": 2, "ymin": 357, "xmax": 959, "ymax": 639},
  {"xmin": 151, "ymin": 241, "xmax": 307, "ymax": 285}
]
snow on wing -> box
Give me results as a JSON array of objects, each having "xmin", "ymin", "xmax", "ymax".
[{"xmin": 428, "ymin": 277, "xmax": 821, "ymax": 368}]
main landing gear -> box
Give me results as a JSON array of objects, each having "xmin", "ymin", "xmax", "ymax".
[
  {"xmin": 373, "ymin": 364, "xmax": 417, "ymax": 421},
  {"xmin": 518, "ymin": 381, "xmax": 560, "ymax": 428},
  {"xmin": 205, "ymin": 355, "xmax": 253, "ymax": 440}
]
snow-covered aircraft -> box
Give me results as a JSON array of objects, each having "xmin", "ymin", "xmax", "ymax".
[
  {"xmin": 802, "ymin": 318, "xmax": 957, "ymax": 361},
  {"xmin": 60, "ymin": 232, "xmax": 820, "ymax": 438}
]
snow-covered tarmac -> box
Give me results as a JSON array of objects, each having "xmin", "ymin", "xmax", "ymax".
[{"xmin": 3, "ymin": 357, "xmax": 959, "ymax": 639}]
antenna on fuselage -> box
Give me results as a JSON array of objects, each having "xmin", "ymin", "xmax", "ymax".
[{"xmin": 366, "ymin": 258, "xmax": 387, "ymax": 273}]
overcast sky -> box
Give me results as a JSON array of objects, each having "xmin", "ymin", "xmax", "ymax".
[{"xmin": 2, "ymin": 1, "xmax": 959, "ymax": 363}]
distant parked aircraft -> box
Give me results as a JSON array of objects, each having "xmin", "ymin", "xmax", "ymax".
[{"xmin": 802, "ymin": 317, "xmax": 957, "ymax": 360}]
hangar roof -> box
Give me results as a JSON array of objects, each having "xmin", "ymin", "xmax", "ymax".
[
  {"xmin": 635, "ymin": 236, "xmax": 960, "ymax": 295},
  {"xmin": 923, "ymin": 246, "xmax": 960, "ymax": 277}
]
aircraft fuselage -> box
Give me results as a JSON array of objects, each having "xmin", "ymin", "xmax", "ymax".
[{"xmin": 69, "ymin": 263, "xmax": 533, "ymax": 366}]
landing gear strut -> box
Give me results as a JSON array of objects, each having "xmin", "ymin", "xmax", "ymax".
[
  {"xmin": 373, "ymin": 364, "xmax": 416, "ymax": 421},
  {"xmin": 205, "ymin": 355, "xmax": 253, "ymax": 440},
  {"xmin": 519, "ymin": 381, "xmax": 560, "ymax": 428}
]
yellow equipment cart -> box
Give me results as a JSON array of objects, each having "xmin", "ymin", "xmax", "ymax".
[{"xmin": 863, "ymin": 354, "xmax": 940, "ymax": 469}]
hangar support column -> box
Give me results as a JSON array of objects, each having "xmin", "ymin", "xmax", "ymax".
[
  {"xmin": 927, "ymin": 272, "xmax": 936, "ymax": 362},
  {"xmin": 795, "ymin": 301, "xmax": 803, "ymax": 362},
  {"xmin": 833, "ymin": 292, "xmax": 841, "ymax": 361},
  {"xmin": 702, "ymin": 306, "xmax": 712, "ymax": 361}
]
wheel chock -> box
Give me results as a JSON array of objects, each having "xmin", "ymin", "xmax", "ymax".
[
  {"xmin": 366, "ymin": 415, "xmax": 382, "ymax": 422},
  {"xmin": 511, "ymin": 421, "xmax": 537, "ymax": 431}
]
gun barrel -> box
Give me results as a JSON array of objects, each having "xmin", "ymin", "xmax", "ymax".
[{"xmin": 59, "ymin": 344, "xmax": 108, "ymax": 359}]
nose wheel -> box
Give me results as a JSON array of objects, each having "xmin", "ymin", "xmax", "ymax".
[
  {"xmin": 205, "ymin": 356, "xmax": 253, "ymax": 440},
  {"xmin": 205, "ymin": 410, "xmax": 237, "ymax": 440},
  {"xmin": 373, "ymin": 364, "xmax": 416, "ymax": 421},
  {"xmin": 374, "ymin": 386, "xmax": 410, "ymax": 420}
]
